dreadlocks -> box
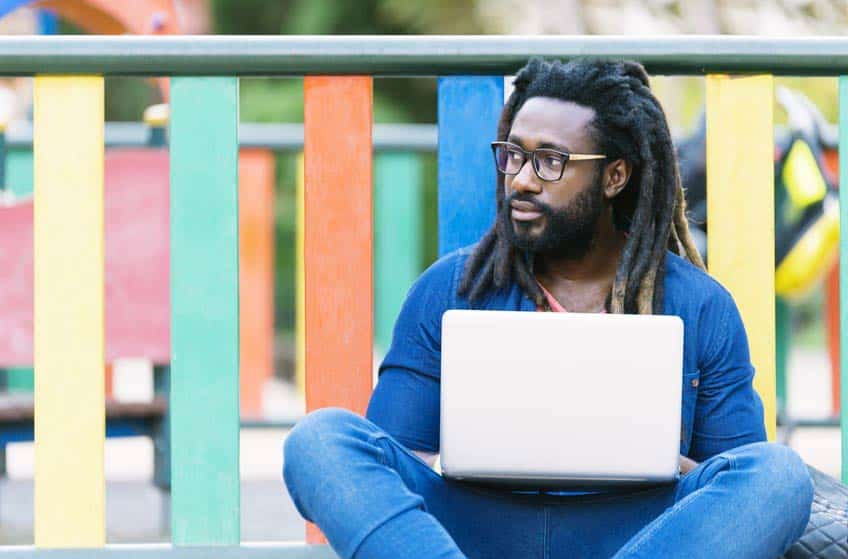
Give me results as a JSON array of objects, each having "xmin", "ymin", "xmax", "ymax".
[{"xmin": 458, "ymin": 58, "xmax": 705, "ymax": 315}]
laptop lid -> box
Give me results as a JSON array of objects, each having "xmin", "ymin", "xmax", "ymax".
[{"xmin": 440, "ymin": 310, "xmax": 684, "ymax": 487}]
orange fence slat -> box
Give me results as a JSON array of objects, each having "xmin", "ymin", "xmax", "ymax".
[
  {"xmin": 303, "ymin": 76, "xmax": 373, "ymax": 416},
  {"xmin": 238, "ymin": 148, "xmax": 276, "ymax": 418},
  {"xmin": 303, "ymin": 76, "xmax": 373, "ymax": 544}
]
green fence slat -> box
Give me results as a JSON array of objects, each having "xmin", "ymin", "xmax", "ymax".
[
  {"xmin": 374, "ymin": 152, "xmax": 423, "ymax": 352},
  {"xmin": 170, "ymin": 76, "xmax": 240, "ymax": 543},
  {"xmin": 6, "ymin": 147, "xmax": 34, "ymax": 392},
  {"xmin": 840, "ymin": 76, "xmax": 848, "ymax": 483},
  {"xmin": 775, "ymin": 296, "xmax": 790, "ymax": 416}
]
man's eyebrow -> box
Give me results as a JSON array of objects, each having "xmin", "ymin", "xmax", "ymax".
[
  {"xmin": 508, "ymin": 134, "xmax": 572, "ymax": 153},
  {"xmin": 538, "ymin": 141, "xmax": 571, "ymax": 152}
]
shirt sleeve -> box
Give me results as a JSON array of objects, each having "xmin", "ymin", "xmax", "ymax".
[
  {"xmin": 688, "ymin": 287, "xmax": 767, "ymax": 462},
  {"xmin": 365, "ymin": 253, "xmax": 459, "ymax": 453}
]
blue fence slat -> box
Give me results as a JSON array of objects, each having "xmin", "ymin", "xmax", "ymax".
[{"xmin": 437, "ymin": 76, "xmax": 503, "ymax": 255}]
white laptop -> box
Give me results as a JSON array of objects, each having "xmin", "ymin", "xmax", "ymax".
[{"xmin": 440, "ymin": 309, "xmax": 684, "ymax": 487}]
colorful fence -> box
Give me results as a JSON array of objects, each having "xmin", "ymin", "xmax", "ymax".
[
  {"xmin": 0, "ymin": 35, "xmax": 843, "ymax": 557},
  {"xmin": 0, "ymin": 121, "xmax": 434, "ymax": 397}
]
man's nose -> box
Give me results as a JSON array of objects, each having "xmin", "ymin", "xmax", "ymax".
[{"xmin": 509, "ymin": 160, "xmax": 542, "ymax": 195}]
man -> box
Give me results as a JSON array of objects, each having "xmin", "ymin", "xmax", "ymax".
[{"xmin": 283, "ymin": 58, "xmax": 814, "ymax": 559}]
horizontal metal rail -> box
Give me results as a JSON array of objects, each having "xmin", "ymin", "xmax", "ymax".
[
  {"xmin": 240, "ymin": 417, "xmax": 299, "ymax": 429},
  {"xmin": 0, "ymin": 543, "xmax": 338, "ymax": 558},
  {"xmin": 5, "ymin": 122, "xmax": 438, "ymax": 151},
  {"xmin": 0, "ymin": 35, "xmax": 847, "ymax": 75}
]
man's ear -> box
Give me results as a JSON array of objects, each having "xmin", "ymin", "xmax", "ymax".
[{"xmin": 603, "ymin": 159, "xmax": 632, "ymax": 199}]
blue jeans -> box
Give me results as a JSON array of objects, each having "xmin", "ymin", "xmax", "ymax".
[{"xmin": 283, "ymin": 408, "xmax": 813, "ymax": 559}]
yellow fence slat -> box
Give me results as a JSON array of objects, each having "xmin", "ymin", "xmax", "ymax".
[
  {"xmin": 706, "ymin": 74, "xmax": 776, "ymax": 440},
  {"xmin": 33, "ymin": 76, "xmax": 105, "ymax": 546}
]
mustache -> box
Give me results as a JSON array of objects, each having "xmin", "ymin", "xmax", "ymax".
[{"xmin": 502, "ymin": 192, "xmax": 553, "ymax": 215}]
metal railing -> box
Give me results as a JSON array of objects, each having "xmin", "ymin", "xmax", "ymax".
[
  {"xmin": 5, "ymin": 121, "xmax": 438, "ymax": 151},
  {"xmin": 0, "ymin": 35, "xmax": 845, "ymax": 75}
]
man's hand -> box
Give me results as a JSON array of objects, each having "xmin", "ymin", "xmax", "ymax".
[
  {"xmin": 413, "ymin": 450, "xmax": 438, "ymax": 469},
  {"xmin": 679, "ymin": 455, "xmax": 699, "ymax": 475}
]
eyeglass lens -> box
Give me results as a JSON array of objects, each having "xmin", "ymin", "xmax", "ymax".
[{"xmin": 494, "ymin": 144, "xmax": 565, "ymax": 181}]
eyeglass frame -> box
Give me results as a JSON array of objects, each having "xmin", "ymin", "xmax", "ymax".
[{"xmin": 490, "ymin": 140, "xmax": 607, "ymax": 182}]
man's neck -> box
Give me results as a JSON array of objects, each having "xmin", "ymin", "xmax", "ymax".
[{"xmin": 534, "ymin": 216, "xmax": 626, "ymax": 312}]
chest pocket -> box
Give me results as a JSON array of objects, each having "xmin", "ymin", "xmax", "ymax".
[{"xmin": 680, "ymin": 368, "xmax": 701, "ymax": 454}]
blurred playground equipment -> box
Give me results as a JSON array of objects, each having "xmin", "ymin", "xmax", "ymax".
[
  {"xmin": 0, "ymin": 33, "xmax": 843, "ymax": 557},
  {"xmin": 0, "ymin": 0, "xmax": 275, "ymax": 494},
  {"xmin": 677, "ymin": 87, "xmax": 843, "ymax": 433}
]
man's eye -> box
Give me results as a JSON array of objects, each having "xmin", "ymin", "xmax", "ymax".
[
  {"xmin": 543, "ymin": 156, "xmax": 563, "ymax": 168},
  {"xmin": 508, "ymin": 150, "xmax": 523, "ymax": 161}
]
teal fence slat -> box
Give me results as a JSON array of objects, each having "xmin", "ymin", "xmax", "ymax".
[
  {"xmin": 437, "ymin": 76, "xmax": 503, "ymax": 255},
  {"xmin": 775, "ymin": 296, "xmax": 790, "ymax": 416},
  {"xmin": 374, "ymin": 152, "xmax": 423, "ymax": 352},
  {"xmin": 170, "ymin": 76, "xmax": 240, "ymax": 543},
  {"xmin": 840, "ymin": 76, "xmax": 848, "ymax": 483},
  {"xmin": 7, "ymin": 148, "xmax": 33, "ymax": 195}
]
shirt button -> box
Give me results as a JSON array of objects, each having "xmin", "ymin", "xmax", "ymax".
[{"xmin": 691, "ymin": 378, "xmax": 700, "ymax": 388}]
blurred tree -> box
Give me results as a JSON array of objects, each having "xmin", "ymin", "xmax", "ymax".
[
  {"xmin": 213, "ymin": 0, "xmax": 483, "ymax": 35},
  {"xmin": 216, "ymin": 0, "xmax": 486, "ymax": 124}
]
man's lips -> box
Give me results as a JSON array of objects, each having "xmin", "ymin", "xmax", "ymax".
[{"xmin": 510, "ymin": 200, "xmax": 543, "ymax": 221}]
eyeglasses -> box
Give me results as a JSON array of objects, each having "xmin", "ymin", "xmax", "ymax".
[{"xmin": 491, "ymin": 141, "xmax": 606, "ymax": 182}]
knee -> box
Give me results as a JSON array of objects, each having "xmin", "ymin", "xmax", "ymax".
[
  {"xmin": 745, "ymin": 443, "xmax": 813, "ymax": 530},
  {"xmin": 283, "ymin": 407, "xmax": 372, "ymax": 491},
  {"xmin": 284, "ymin": 407, "xmax": 364, "ymax": 467},
  {"xmin": 747, "ymin": 443, "xmax": 812, "ymax": 496}
]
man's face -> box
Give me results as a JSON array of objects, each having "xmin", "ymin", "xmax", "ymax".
[{"xmin": 502, "ymin": 96, "xmax": 606, "ymax": 259}]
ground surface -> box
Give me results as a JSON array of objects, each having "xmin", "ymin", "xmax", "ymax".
[{"xmin": 0, "ymin": 347, "xmax": 841, "ymax": 544}]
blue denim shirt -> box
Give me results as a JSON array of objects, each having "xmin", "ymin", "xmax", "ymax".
[{"xmin": 366, "ymin": 245, "xmax": 767, "ymax": 463}]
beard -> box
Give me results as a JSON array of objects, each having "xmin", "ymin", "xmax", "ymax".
[{"xmin": 501, "ymin": 178, "xmax": 604, "ymax": 261}]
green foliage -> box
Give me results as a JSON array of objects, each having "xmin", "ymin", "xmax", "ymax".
[
  {"xmin": 240, "ymin": 79, "xmax": 304, "ymax": 122},
  {"xmin": 775, "ymin": 77, "xmax": 838, "ymax": 124},
  {"xmin": 211, "ymin": 0, "xmax": 289, "ymax": 34},
  {"xmin": 105, "ymin": 78, "xmax": 158, "ymax": 121},
  {"xmin": 213, "ymin": 0, "xmax": 483, "ymax": 35}
]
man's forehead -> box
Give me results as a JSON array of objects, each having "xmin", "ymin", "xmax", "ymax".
[{"xmin": 509, "ymin": 97, "xmax": 596, "ymax": 149}]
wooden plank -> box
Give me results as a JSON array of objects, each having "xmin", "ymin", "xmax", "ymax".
[
  {"xmin": 33, "ymin": 75, "xmax": 105, "ymax": 547},
  {"xmin": 706, "ymin": 74, "xmax": 776, "ymax": 441},
  {"xmin": 374, "ymin": 152, "xmax": 423, "ymax": 352},
  {"xmin": 303, "ymin": 76, "xmax": 373, "ymax": 414},
  {"xmin": 437, "ymin": 76, "xmax": 503, "ymax": 255},
  {"xmin": 238, "ymin": 148, "xmax": 275, "ymax": 418},
  {"xmin": 303, "ymin": 76, "xmax": 373, "ymax": 544},
  {"xmin": 169, "ymin": 77, "xmax": 240, "ymax": 544},
  {"xmin": 0, "ymin": 543, "xmax": 339, "ymax": 558},
  {"xmin": 839, "ymin": 75, "xmax": 848, "ymax": 483}
]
